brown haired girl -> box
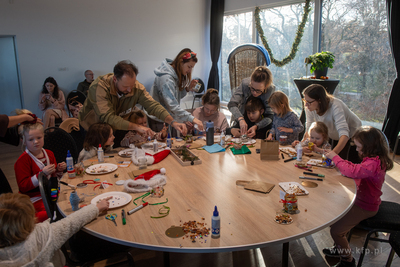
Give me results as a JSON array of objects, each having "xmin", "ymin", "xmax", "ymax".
[
  {"xmin": 228, "ymin": 66, "xmax": 275, "ymax": 138},
  {"xmin": 323, "ymin": 126, "xmax": 393, "ymax": 266},
  {"xmin": 190, "ymin": 89, "xmax": 228, "ymax": 135},
  {"xmin": 149, "ymin": 48, "xmax": 204, "ymax": 134},
  {"xmin": 303, "ymin": 84, "xmax": 361, "ymax": 162}
]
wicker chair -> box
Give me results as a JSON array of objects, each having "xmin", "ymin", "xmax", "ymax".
[{"xmin": 227, "ymin": 43, "xmax": 271, "ymax": 90}]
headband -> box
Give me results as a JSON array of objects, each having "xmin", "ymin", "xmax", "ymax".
[
  {"xmin": 21, "ymin": 113, "xmax": 38, "ymax": 125},
  {"xmin": 182, "ymin": 52, "xmax": 197, "ymax": 60}
]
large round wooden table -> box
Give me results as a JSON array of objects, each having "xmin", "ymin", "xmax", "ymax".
[{"xmin": 57, "ymin": 139, "xmax": 356, "ymax": 266}]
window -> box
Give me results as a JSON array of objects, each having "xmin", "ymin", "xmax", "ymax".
[{"xmin": 219, "ymin": 0, "xmax": 394, "ymax": 127}]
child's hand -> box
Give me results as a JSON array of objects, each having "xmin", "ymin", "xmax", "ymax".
[
  {"xmin": 247, "ymin": 125, "xmax": 257, "ymax": 138},
  {"xmin": 266, "ymin": 133, "xmax": 273, "ymax": 141},
  {"xmin": 96, "ymin": 196, "xmax": 112, "ymax": 213},
  {"xmin": 303, "ymin": 147, "xmax": 313, "ymax": 153},
  {"xmin": 43, "ymin": 164, "xmax": 56, "ymax": 176},
  {"xmin": 292, "ymin": 140, "xmax": 300, "ymax": 147},
  {"xmin": 57, "ymin": 162, "xmax": 67, "ymax": 172},
  {"xmin": 325, "ymin": 150, "xmax": 337, "ymax": 159},
  {"xmin": 277, "ymin": 127, "xmax": 293, "ymax": 133}
]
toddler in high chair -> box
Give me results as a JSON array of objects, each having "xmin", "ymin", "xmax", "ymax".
[
  {"xmin": 0, "ymin": 193, "xmax": 112, "ymax": 266},
  {"xmin": 77, "ymin": 122, "xmax": 115, "ymax": 162},
  {"xmin": 322, "ymin": 126, "xmax": 393, "ymax": 267},
  {"xmin": 14, "ymin": 109, "xmax": 66, "ymax": 223},
  {"xmin": 120, "ymin": 109, "xmax": 168, "ymax": 147},
  {"xmin": 266, "ymin": 91, "xmax": 303, "ymax": 144},
  {"xmin": 292, "ymin": 121, "xmax": 330, "ymax": 153}
]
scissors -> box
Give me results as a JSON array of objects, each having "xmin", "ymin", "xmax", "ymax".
[{"xmin": 106, "ymin": 213, "xmax": 117, "ymax": 226}]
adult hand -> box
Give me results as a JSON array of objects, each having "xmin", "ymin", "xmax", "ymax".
[
  {"xmin": 96, "ymin": 196, "xmax": 112, "ymax": 213},
  {"xmin": 266, "ymin": 133, "xmax": 273, "ymax": 141},
  {"xmin": 188, "ymin": 79, "xmax": 198, "ymax": 91},
  {"xmin": 239, "ymin": 118, "xmax": 248, "ymax": 135},
  {"xmin": 136, "ymin": 125, "xmax": 155, "ymax": 138},
  {"xmin": 57, "ymin": 162, "xmax": 67, "ymax": 172},
  {"xmin": 277, "ymin": 127, "xmax": 293, "ymax": 133},
  {"xmin": 325, "ymin": 150, "xmax": 337, "ymax": 159},
  {"xmin": 247, "ymin": 125, "xmax": 257, "ymax": 138},
  {"xmin": 43, "ymin": 164, "xmax": 56, "ymax": 176},
  {"xmin": 173, "ymin": 122, "xmax": 187, "ymax": 136},
  {"xmin": 291, "ymin": 140, "xmax": 300, "ymax": 147},
  {"xmin": 193, "ymin": 118, "xmax": 204, "ymax": 131}
]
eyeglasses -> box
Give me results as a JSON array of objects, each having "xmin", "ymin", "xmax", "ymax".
[
  {"xmin": 204, "ymin": 106, "xmax": 218, "ymax": 115},
  {"xmin": 249, "ymin": 85, "xmax": 264, "ymax": 95},
  {"xmin": 302, "ymin": 99, "xmax": 316, "ymax": 105}
]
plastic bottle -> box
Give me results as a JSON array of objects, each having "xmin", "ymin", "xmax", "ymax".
[
  {"xmin": 153, "ymin": 139, "xmax": 158, "ymax": 153},
  {"xmin": 296, "ymin": 143, "xmax": 303, "ymax": 161},
  {"xmin": 166, "ymin": 132, "xmax": 172, "ymax": 148},
  {"xmin": 220, "ymin": 130, "xmax": 225, "ymax": 146},
  {"xmin": 211, "ymin": 205, "xmax": 220, "ymax": 238},
  {"xmin": 66, "ymin": 150, "xmax": 76, "ymax": 178},
  {"xmin": 98, "ymin": 144, "xmax": 104, "ymax": 163},
  {"xmin": 206, "ymin": 120, "xmax": 214, "ymax": 146},
  {"xmin": 70, "ymin": 190, "xmax": 80, "ymax": 211}
]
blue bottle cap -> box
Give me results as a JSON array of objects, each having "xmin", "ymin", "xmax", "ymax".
[
  {"xmin": 67, "ymin": 150, "xmax": 71, "ymax": 157},
  {"xmin": 213, "ymin": 205, "xmax": 219, "ymax": 216}
]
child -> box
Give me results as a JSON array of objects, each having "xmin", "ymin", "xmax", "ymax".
[
  {"xmin": 266, "ymin": 91, "xmax": 304, "ymax": 144},
  {"xmin": 292, "ymin": 121, "xmax": 330, "ymax": 153},
  {"xmin": 120, "ymin": 109, "xmax": 168, "ymax": 147},
  {"xmin": 14, "ymin": 110, "xmax": 66, "ymax": 223},
  {"xmin": 322, "ymin": 126, "xmax": 393, "ymax": 267},
  {"xmin": 0, "ymin": 193, "xmax": 111, "ymax": 266},
  {"xmin": 230, "ymin": 96, "xmax": 270, "ymax": 139},
  {"xmin": 78, "ymin": 122, "xmax": 115, "ymax": 162}
]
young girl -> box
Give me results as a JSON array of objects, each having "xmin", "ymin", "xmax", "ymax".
[
  {"xmin": 190, "ymin": 88, "xmax": 228, "ymax": 135},
  {"xmin": 323, "ymin": 126, "xmax": 393, "ymax": 267},
  {"xmin": 78, "ymin": 122, "xmax": 115, "ymax": 162},
  {"xmin": 292, "ymin": 121, "xmax": 330, "ymax": 154},
  {"xmin": 38, "ymin": 77, "xmax": 68, "ymax": 129},
  {"xmin": 14, "ymin": 110, "xmax": 66, "ymax": 223},
  {"xmin": 266, "ymin": 91, "xmax": 304, "ymax": 144},
  {"xmin": 0, "ymin": 193, "xmax": 111, "ymax": 266},
  {"xmin": 120, "ymin": 110, "xmax": 168, "ymax": 147}
]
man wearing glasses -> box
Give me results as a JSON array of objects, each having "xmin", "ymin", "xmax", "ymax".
[{"xmin": 228, "ymin": 66, "xmax": 275, "ymax": 138}]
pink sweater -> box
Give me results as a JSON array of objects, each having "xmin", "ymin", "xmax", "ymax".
[{"xmin": 332, "ymin": 155, "xmax": 385, "ymax": 211}]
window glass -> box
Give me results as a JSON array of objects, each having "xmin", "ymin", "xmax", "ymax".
[{"xmin": 321, "ymin": 0, "xmax": 395, "ymax": 127}]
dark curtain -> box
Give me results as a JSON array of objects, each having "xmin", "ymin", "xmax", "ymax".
[
  {"xmin": 207, "ymin": 0, "xmax": 225, "ymax": 90},
  {"xmin": 383, "ymin": 0, "xmax": 400, "ymax": 154}
]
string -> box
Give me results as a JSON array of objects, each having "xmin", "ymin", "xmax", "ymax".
[
  {"xmin": 151, "ymin": 205, "xmax": 170, "ymax": 219},
  {"xmin": 133, "ymin": 192, "xmax": 168, "ymax": 206}
]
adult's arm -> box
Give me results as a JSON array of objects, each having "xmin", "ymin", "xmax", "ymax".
[
  {"xmin": 256, "ymin": 85, "xmax": 275, "ymax": 130},
  {"xmin": 7, "ymin": 114, "xmax": 37, "ymax": 127},
  {"xmin": 330, "ymin": 100, "xmax": 351, "ymax": 154},
  {"xmin": 227, "ymin": 82, "xmax": 245, "ymax": 121},
  {"xmin": 333, "ymin": 135, "xmax": 349, "ymax": 155},
  {"xmin": 303, "ymin": 107, "xmax": 316, "ymax": 141},
  {"xmin": 38, "ymin": 93, "xmax": 49, "ymax": 111},
  {"xmin": 51, "ymin": 91, "xmax": 67, "ymax": 110}
]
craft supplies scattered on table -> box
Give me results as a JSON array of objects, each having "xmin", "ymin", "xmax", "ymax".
[
  {"xmin": 299, "ymin": 176, "xmax": 323, "ymax": 181},
  {"xmin": 284, "ymin": 157, "xmax": 296, "ymax": 163},
  {"xmin": 279, "ymin": 182, "xmax": 309, "ymax": 195},
  {"xmin": 121, "ymin": 209, "xmax": 126, "ymax": 225},
  {"xmin": 281, "ymin": 192, "xmax": 298, "ymax": 214},
  {"xmin": 275, "ymin": 213, "xmax": 293, "ymax": 224},
  {"xmin": 301, "ymin": 181, "xmax": 318, "ymax": 188},
  {"xmin": 128, "ymin": 202, "xmax": 148, "ymax": 215},
  {"xmin": 203, "ymin": 144, "xmax": 225, "ymax": 154},
  {"xmin": 70, "ymin": 191, "xmax": 80, "ymax": 211},
  {"xmin": 179, "ymin": 220, "xmax": 210, "ymax": 242},
  {"xmin": 91, "ymin": 192, "xmax": 132, "ymax": 208},
  {"xmin": 303, "ymin": 171, "xmax": 324, "ymax": 177},
  {"xmin": 236, "ymin": 180, "xmax": 275, "ymax": 194},
  {"xmin": 106, "ymin": 213, "xmax": 117, "ymax": 226},
  {"xmin": 60, "ymin": 181, "xmax": 76, "ymax": 189},
  {"xmin": 281, "ymin": 153, "xmax": 285, "ymax": 159}
]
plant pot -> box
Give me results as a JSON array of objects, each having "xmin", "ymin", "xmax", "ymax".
[{"xmin": 313, "ymin": 67, "xmax": 328, "ymax": 79}]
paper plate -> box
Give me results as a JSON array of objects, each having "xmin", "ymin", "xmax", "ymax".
[
  {"xmin": 279, "ymin": 182, "xmax": 309, "ymax": 195},
  {"xmin": 231, "ymin": 138, "xmax": 256, "ymax": 145},
  {"xmin": 141, "ymin": 142, "xmax": 167, "ymax": 150},
  {"xmin": 86, "ymin": 163, "xmax": 118, "ymax": 175},
  {"xmin": 118, "ymin": 149, "xmax": 134, "ymax": 158},
  {"xmin": 91, "ymin": 191, "xmax": 132, "ymax": 209},
  {"xmin": 274, "ymin": 213, "xmax": 293, "ymax": 225}
]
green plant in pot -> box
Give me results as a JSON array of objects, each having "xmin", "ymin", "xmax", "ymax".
[{"xmin": 306, "ymin": 51, "xmax": 335, "ymax": 79}]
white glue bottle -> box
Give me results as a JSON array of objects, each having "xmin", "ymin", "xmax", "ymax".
[
  {"xmin": 98, "ymin": 144, "xmax": 104, "ymax": 163},
  {"xmin": 66, "ymin": 150, "xmax": 76, "ymax": 178},
  {"xmin": 153, "ymin": 139, "xmax": 158, "ymax": 153},
  {"xmin": 211, "ymin": 206, "xmax": 220, "ymax": 238},
  {"xmin": 220, "ymin": 130, "xmax": 225, "ymax": 146},
  {"xmin": 296, "ymin": 143, "xmax": 303, "ymax": 161},
  {"xmin": 167, "ymin": 132, "xmax": 172, "ymax": 148}
]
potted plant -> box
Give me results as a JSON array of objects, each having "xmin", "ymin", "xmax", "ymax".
[{"xmin": 306, "ymin": 51, "xmax": 335, "ymax": 79}]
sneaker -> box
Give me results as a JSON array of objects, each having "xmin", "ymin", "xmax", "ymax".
[
  {"xmin": 332, "ymin": 258, "xmax": 356, "ymax": 267},
  {"xmin": 323, "ymin": 246, "xmax": 341, "ymax": 258}
]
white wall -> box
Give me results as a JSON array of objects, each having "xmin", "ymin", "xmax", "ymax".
[{"xmin": 0, "ymin": 0, "xmax": 211, "ymax": 116}]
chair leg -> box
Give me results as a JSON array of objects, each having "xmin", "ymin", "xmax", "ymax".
[
  {"xmin": 127, "ymin": 251, "xmax": 135, "ymax": 267},
  {"xmin": 163, "ymin": 251, "xmax": 170, "ymax": 267},
  {"xmin": 192, "ymin": 95, "xmax": 196, "ymax": 110},
  {"xmin": 282, "ymin": 242, "xmax": 289, "ymax": 267},
  {"xmin": 392, "ymin": 133, "xmax": 400, "ymax": 160},
  {"xmin": 385, "ymin": 247, "xmax": 395, "ymax": 267},
  {"xmin": 357, "ymin": 231, "xmax": 374, "ymax": 267}
]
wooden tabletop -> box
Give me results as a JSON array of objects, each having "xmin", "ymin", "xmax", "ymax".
[{"xmin": 57, "ymin": 139, "xmax": 356, "ymax": 253}]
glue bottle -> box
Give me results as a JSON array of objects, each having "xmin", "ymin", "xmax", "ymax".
[
  {"xmin": 98, "ymin": 144, "xmax": 104, "ymax": 163},
  {"xmin": 153, "ymin": 139, "xmax": 158, "ymax": 153},
  {"xmin": 220, "ymin": 130, "xmax": 225, "ymax": 146},
  {"xmin": 167, "ymin": 132, "xmax": 172, "ymax": 148},
  {"xmin": 296, "ymin": 143, "xmax": 303, "ymax": 161},
  {"xmin": 211, "ymin": 206, "xmax": 220, "ymax": 238},
  {"xmin": 66, "ymin": 150, "xmax": 76, "ymax": 178},
  {"xmin": 70, "ymin": 190, "xmax": 80, "ymax": 211}
]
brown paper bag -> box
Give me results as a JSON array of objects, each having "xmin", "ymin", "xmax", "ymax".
[{"xmin": 260, "ymin": 139, "xmax": 279, "ymax": 160}]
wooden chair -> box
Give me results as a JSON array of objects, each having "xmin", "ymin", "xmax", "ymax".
[
  {"xmin": 44, "ymin": 127, "xmax": 79, "ymax": 164},
  {"xmin": 38, "ymin": 173, "xmax": 135, "ymax": 266},
  {"xmin": 66, "ymin": 90, "xmax": 86, "ymax": 117},
  {"xmin": 227, "ymin": 43, "xmax": 271, "ymax": 90}
]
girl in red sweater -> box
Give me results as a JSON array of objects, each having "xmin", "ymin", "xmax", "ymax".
[{"xmin": 14, "ymin": 111, "xmax": 66, "ymax": 222}]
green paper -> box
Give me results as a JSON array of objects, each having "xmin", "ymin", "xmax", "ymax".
[{"xmin": 230, "ymin": 145, "xmax": 251, "ymax": 155}]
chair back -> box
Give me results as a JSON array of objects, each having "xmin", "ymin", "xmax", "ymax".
[
  {"xmin": 227, "ymin": 43, "xmax": 271, "ymax": 90},
  {"xmin": 38, "ymin": 172, "xmax": 63, "ymax": 222},
  {"xmin": 0, "ymin": 169, "xmax": 12, "ymax": 195},
  {"xmin": 66, "ymin": 90, "xmax": 86, "ymax": 117},
  {"xmin": 44, "ymin": 127, "xmax": 79, "ymax": 164}
]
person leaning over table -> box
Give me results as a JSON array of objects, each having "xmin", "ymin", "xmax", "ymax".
[
  {"xmin": 302, "ymin": 84, "xmax": 362, "ymax": 163},
  {"xmin": 78, "ymin": 60, "xmax": 187, "ymax": 144},
  {"xmin": 76, "ymin": 69, "xmax": 94, "ymax": 96},
  {"xmin": 149, "ymin": 48, "xmax": 204, "ymax": 135},
  {"xmin": 228, "ymin": 66, "xmax": 275, "ymax": 138}
]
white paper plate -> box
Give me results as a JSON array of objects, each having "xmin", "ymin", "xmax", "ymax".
[
  {"xmin": 231, "ymin": 138, "xmax": 256, "ymax": 145},
  {"xmin": 86, "ymin": 163, "xmax": 118, "ymax": 175},
  {"xmin": 279, "ymin": 182, "xmax": 309, "ymax": 196},
  {"xmin": 91, "ymin": 191, "xmax": 132, "ymax": 209},
  {"xmin": 141, "ymin": 142, "xmax": 166, "ymax": 150},
  {"xmin": 118, "ymin": 149, "xmax": 134, "ymax": 157},
  {"xmin": 280, "ymin": 147, "xmax": 297, "ymax": 157}
]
